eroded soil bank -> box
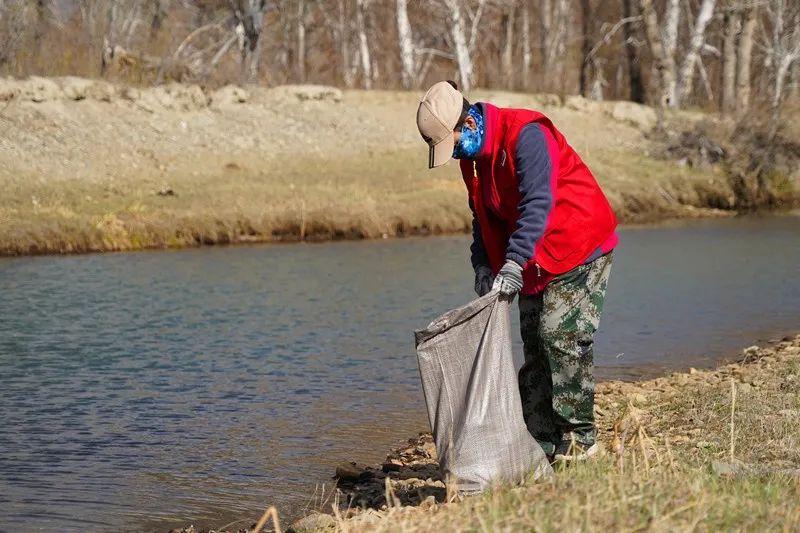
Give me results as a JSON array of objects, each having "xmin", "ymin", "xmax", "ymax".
[{"xmin": 3, "ymin": 77, "xmax": 795, "ymax": 257}]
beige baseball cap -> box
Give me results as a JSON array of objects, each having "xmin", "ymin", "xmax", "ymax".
[{"xmin": 416, "ymin": 81, "xmax": 464, "ymax": 168}]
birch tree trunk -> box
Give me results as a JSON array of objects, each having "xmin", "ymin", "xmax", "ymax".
[
  {"xmin": 676, "ymin": 0, "xmax": 717, "ymax": 105},
  {"xmin": 735, "ymin": 5, "xmax": 757, "ymax": 114},
  {"xmin": 277, "ymin": 5, "xmax": 290, "ymax": 74},
  {"xmin": 663, "ymin": 0, "xmax": 680, "ymax": 59},
  {"xmin": 768, "ymin": 0, "xmax": 800, "ymax": 140},
  {"xmin": 356, "ymin": 0, "xmax": 372, "ymax": 89},
  {"xmin": 698, "ymin": 56, "xmax": 714, "ymax": 101},
  {"xmin": 539, "ymin": 0, "xmax": 570, "ymax": 92},
  {"xmin": 396, "ymin": 0, "xmax": 416, "ymax": 89},
  {"xmin": 521, "ymin": 3, "xmax": 531, "ymax": 89},
  {"xmin": 553, "ymin": 0, "xmax": 570, "ymax": 91},
  {"xmin": 640, "ymin": 0, "xmax": 678, "ymax": 108},
  {"xmin": 247, "ymin": 31, "xmax": 263, "ymax": 83},
  {"xmin": 720, "ymin": 8, "xmax": 740, "ymax": 115},
  {"xmin": 296, "ymin": 0, "xmax": 306, "ymax": 82},
  {"xmin": 590, "ymin": 57, "xmax": 607, "ymax": 100},
  {"xmin": 443, "ymin": 0, "xmax": 474, "ymax": 91},
  {"xmin": 230, "ymin": 0, "xmax": 268, "ymax": 85},
  {"xmin": 337, "ymin": 0, "xmax": 356, "ymax": 88},
  {"xmin": 502, "ymin": 3, "xmax": 515, "ymax": 88},
  {"xmin": 101, "ymin": 1, "xmax": 119, "ymax": 74},
  {"xmin": 773, "ymin": 54, "xmax": 798, "ymax": 111},
  {"xmin": 540, "ymin": 0, "xmax": 553, "ymax": 74}
]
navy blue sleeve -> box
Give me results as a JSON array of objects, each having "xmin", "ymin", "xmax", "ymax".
[
  {"xmin": 505, "ymin": 123, "xmax": 554, "ymax": 267},
  {"xmin": 469, "ymin": 198, "xmax": 489, "ymax": 270}
]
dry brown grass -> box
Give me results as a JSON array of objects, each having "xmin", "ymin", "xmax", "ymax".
[
  {"xmin": 318, "ymin": 337, "xmax": 800, "ymax": 533},
  {"xmin": 0, "ymin": 144, "xmax": 733, "ymax": 256},
  {"xmin": 0, "ymin": 146, "xmax": 468, "ymax": 254}
]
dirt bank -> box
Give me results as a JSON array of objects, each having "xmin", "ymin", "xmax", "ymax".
[{"xmin": 1, "ymin": 76, "xmax": 794, "ymax": 256}]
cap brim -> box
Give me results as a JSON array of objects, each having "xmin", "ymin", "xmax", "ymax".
[{"xmin": 428, "ymin": 135, "xmax": 455, "ymax": 169}]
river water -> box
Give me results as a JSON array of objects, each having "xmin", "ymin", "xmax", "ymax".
[{"xmin": 1, "ymin": 215, "xmax": 798, "ymax": 531}]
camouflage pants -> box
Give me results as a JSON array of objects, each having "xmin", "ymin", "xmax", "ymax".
[{"xmin": 517, "ymin": 252, "xmax": 613, "ymax": 456}]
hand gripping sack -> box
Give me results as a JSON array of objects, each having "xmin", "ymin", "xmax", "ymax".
[{"xmin": 414, "ymin": 291, "xmax": 553, "ymax": 492}]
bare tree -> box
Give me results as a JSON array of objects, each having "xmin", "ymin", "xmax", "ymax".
[
  {"xmin": 102, "ymin": 0, "xmax": 142, "ymax": 55},
  {"xmin": 443, "ymin": 0, "xmax": 475, "ymax": 90},
  {"xmin": 319, "ymin": 0, "xmax": 360, "ymax": 88},
  {"xmin": 540, "ymin": 0, "xmax": 571, "ymax": 92},
  {"xmin": 0, "ymin": 0, "xmax": 34, "ymax": 69},
  {"xmin": 765, "ymin": 0, "xmax": 800, "ymax": 138},
  {"xmin": 676, "ymin": 0, "xmax": 717, "ymax": 105},
  {"xmin": 521, "ymin": 2, "xmax": 532, "ymax": 88},
  {"xmin": 577, "ymin": 3, "xmax": 627, "ymax": 101},
  {"xmin": 229, "ymin": 0, "xmax": 270, "ymax": 84},
  {"xmin": 720, "ymin": 5, "xmax": 740, "ymax": 114},
  {"xmin": 2, "ymin": 0, "xmax": 798, "ymax": 114},
  {"xmin": 640, "ymin": 0, "xmax": 719, "ymax": 108},
  {"xmin": 396, "ymin": 0, "xmax": 416, "ymax": 88},
  {"xmin": 355, "ymin": 0, "xmax": 372, "ymax": 89},
  {"xmin": 589, "ymin": 57, "xmax": 608, "ymax": 99},
  {"xmin": 663, "ymin": 0, "xmax": 681, "ymax": 58},
  {"xmin": 621, "ymin": 0, "xmax": 645, "ymax": 103},
  {"xmin": 640, "ymin": 0, "xmax": 678, "ymax": 108},
  {"xmin": 735, "ymin": 3, "xmax": 757, "ymax": 113},
  {"xmin": 101, "ymin": 1, "xmax": 150, "ymax": 76},
  {"xmin": 296, "ymin": 0, "xmax": 306, "ymax": 82},
  {"xmin": 501, "ymin": 1, "xmax": 516, "ymax": 88},
  {"xmin": 579, "ymin": 0, "xmax": 592, "ymax": 96},
  {"xmin": 395, "ymin": 0, "xmax": 452, "ymax": 89}
]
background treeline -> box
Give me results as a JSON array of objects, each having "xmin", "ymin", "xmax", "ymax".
[{"xmin": 0, "ymin": 0, "xmax": 798, "ymax": 118}]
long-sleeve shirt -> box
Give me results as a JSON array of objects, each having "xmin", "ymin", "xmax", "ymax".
[
  {"xmin": 505, "ymin": 122, "xmax": 553, "ymax": 266},
  {"xmin": 469, "ymin": 122, "xmax": 553, "ymax": 269}
]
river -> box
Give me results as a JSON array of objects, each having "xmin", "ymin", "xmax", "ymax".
[{"xmin": 0, "ymin": 215, "xmax": 798, "ymax": 531}]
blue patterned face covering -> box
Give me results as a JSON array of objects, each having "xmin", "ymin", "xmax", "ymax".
[{"xmin": 452, "ymin": 105, "xmax": 485, "ymax": 159}]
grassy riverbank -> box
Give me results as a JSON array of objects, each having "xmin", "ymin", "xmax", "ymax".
[
  {"xmin": 4, "ymin": 77, "xmax": 795, "ymax": 257},
  {"xmin": 269, "ymin": 335, "xmax": 800, "ymax": 532}
]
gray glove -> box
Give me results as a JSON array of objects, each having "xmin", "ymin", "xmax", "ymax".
[
  {"xmin": 474, "ymin": 265, "xmax": 494, "ymax": 297},
  {"xmin": 492, "ymin": 260, "xmax": 523, "ymax": 296}
]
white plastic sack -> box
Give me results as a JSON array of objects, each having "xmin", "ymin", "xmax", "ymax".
[{"xmin": 415, "ymin": 290, "xmax": 553, "ymax": 492}]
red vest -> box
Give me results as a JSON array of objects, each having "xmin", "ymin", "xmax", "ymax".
[{"xmin": 460, "ymin": 103, "xmax": 617, "ymax": 291}]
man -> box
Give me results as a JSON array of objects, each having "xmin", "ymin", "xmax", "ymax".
[{"xmin": 416, "ymin": 81, "xmax": 618, "ymax": 462}]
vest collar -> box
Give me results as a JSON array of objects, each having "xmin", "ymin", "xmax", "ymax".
[
  {"xmin": 475, "ymin": 102, "xmax": 501, "ymax": 160},
  {"xmin": 475, "ymin": 102, "xmax": 497, "ymax": 159}
]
